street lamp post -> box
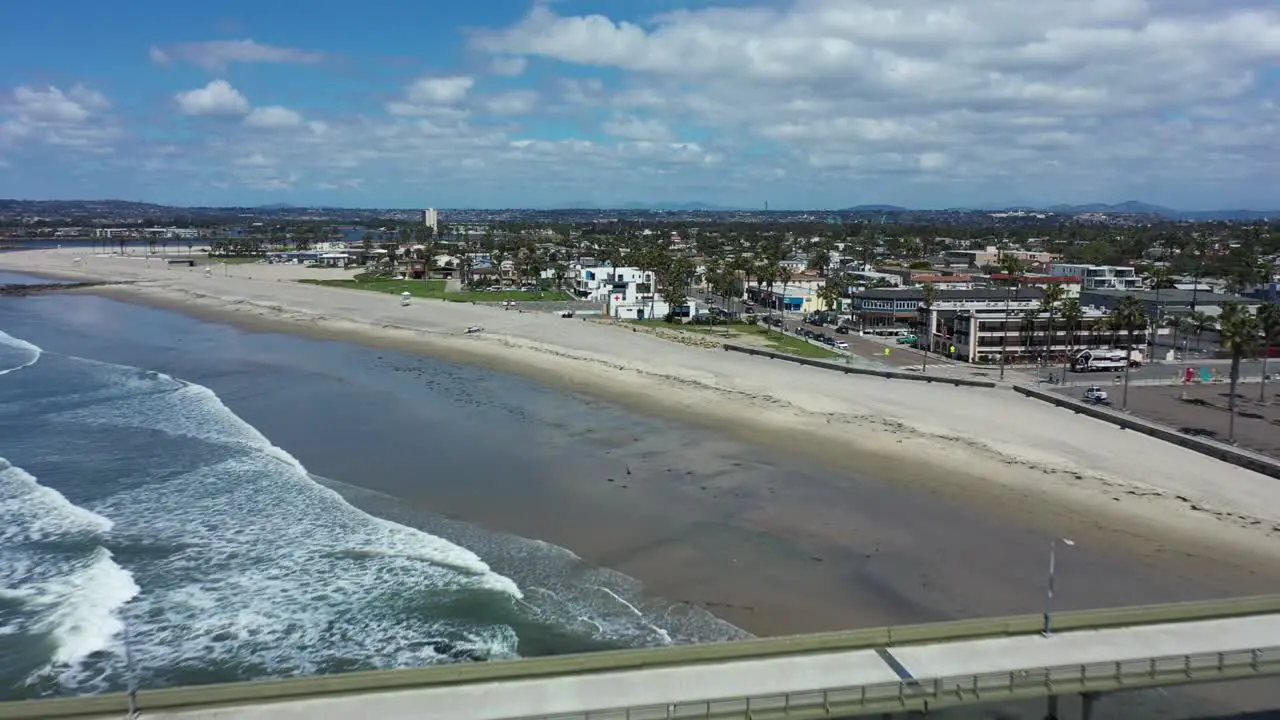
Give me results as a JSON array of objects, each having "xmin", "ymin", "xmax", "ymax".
[{"xmin": 1042, "ymin": 537, "xmax": 1075, "ymax": 636}]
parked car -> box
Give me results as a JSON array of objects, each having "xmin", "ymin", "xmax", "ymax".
[
  {"xmin": 896, "ymin": 335, "xmax": 919, "ymax": 345},
  {"xmin": 834, "ymin": 340, "xmax": 849, "ymax": 349},
  {"xmin": 1082, "ymin": 386, "xmax": 1111, "ymax": 405}
]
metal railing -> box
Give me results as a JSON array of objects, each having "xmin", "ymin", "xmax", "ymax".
[{"xmin": 520, "ymin": 647, "xmax": 1280, "ymax": 720}]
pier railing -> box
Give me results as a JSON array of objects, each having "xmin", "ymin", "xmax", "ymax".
[
  {"xmin": 520, "ymin": 646, "xmax": 1280, "ymax": 720},
  {"xmin": 6, "ymin": 595, "xmax": 1280, "ymax": 719}
]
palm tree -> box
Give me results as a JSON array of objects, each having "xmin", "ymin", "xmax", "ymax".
[
  {"xmin": 1188, "ymin": 311, "xmax": 1213, "ymax": 351},
  {"xmin": 1111, "ymin": 295, "xmax": 1148, "ymax": 411},
  {"xmin": 1218, "ymin": 302, "xmax": 1260, "ymax": 443},
  {"xmin": 817, "ymin": 283, "xmax": 841, "ymax": 313},
  {"xmin": 1091, "ymin": 315, "xmax": 1113, "ymax": 351},
  {"xmin": 1039, "ymin": 284, "xmax": 1066, "ymax": 367},
  {"xmin": 997, "ymin": 256, "xmax": 1027, "ymax": 381},
  {"xmin": 778, "ymin": 265, "xmax": 794, "ymax": 324},
  {"xmin": 1148, "ymin": 266, "xmax": 1175, "ymax": 329},
  {"xmin": 808, "ymin": 245, "xmax": 832, "ymax": 277},
  {"xmin": 1257, "ymin": 301, "xmax": 1280, "ymax": 403},
  {"xmin": 1020, "ymin": 308, "xmax": 1040, "ymax": 362},
  {"xmin": 1058, "ymin": 297, "xmax": 1084, "ymax": 379},
  {"xmin": 920, "ymin": 282, "xmax": 938, "ymax": 372}
]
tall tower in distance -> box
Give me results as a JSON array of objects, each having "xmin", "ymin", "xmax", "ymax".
[{"xmin": 423, "ymin": 208, "xmax": 438, "ymax": 234}]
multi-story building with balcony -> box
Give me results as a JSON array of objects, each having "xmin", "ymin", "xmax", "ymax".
[
  {"xmin": 850, "ymin": 287, "xmax": 1046, "ymax": 334},
  {"xmin": 919, "ymin": 301, "xmax": 1147, "ymax": 365},
  {"xmin": 571, "ymin": 266, "xmax": 654, "ymax": 301},
  {"xmin": 1050, "ymin": 264, "xmax": 1140, "ymax": 292}
]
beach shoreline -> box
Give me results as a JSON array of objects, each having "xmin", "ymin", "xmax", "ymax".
[{"xmin": 6, "ymin": 250, "xmax": 1280, "ymax": 635}]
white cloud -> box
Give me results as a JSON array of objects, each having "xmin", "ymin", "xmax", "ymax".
[
  {"xmin": 488, "ymin": 56, "xmax": 528, "ymax": 77},
  {"xmin": 465, "ymin": 0, "xmax": 1280, "ymax": 206},
  {"xmin": 10, "ymin": 85, "xmax": 108, "ymax": 123},
  {"xmin": 175, "ymin": 80, "xmax": 250, "ymax": 117},
  {"xmin": 0, "ymin": 84, "xmax": 117, "ymax": 152},
  {"xmin": 12, "ymin": 0, "xmax": 1280, "ymax": 207},
  {"xmin": 236, "ymin": 152, "xmax": 275, "ymax": 167},
  {"xmin": 406, "ymin": 76, "xmax": 474, "ymax": 104},
  {"xmin": 603, "ymin": 114, "xmax": 672, "ymax": 142},
  {"xmin": 245, "ymin": 105, "xmax": 304, "ymax": 130},
  {"xmin": 385, "ymin": 76, "xmax": 476, "ymax": 118},
  {"xmin": 482, "ymin": 90, "xmax": 538, "ymax": 116},
  {"xmin": 149, "ymin": 39, "xmax": 324, "ymax": 71}
]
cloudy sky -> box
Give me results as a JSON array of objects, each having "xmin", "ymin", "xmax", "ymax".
[{"xmin": 1, "ymin": 0, "xmax": 1279, "ymax": 209}]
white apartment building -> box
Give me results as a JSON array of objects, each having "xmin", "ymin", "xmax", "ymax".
[
  {"xmin": 605, "ymin": 276, "xmax": 701, "ymax": 320},
  {"xmin": 423, "ymin": 208, "xmax": 438, "ymax": 234},
  {"xmin": 1050, "ymin": 264, "xmax": 1140, "ymax": 292},
  {"xmin": 572, "ymin": 266, "xmax": 655, "ymax": 302},
  {"xmin": 921, "ymin": 301, "xmax": 1147, "ymax": 365}
]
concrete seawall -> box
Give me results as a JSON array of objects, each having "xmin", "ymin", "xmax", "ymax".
[
  {"xmin": 5, "ymin": 595, "xmax": 1280, "ymax": 720},
  {"xmin": 1013, "ymin": 384, "xmax": 1280, "ymax": 481},
  {"xmin": 722, "ymin": 343, "xmax": 997, "ymax": 389}
]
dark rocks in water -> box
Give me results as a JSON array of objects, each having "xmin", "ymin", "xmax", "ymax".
[
  {"xmin": 0, "ymin": 281, "xmax": 117, "ymax": 296},
  {"xmin": 430, "ymin": 640, "xmax": 487, "ymax": 663}
]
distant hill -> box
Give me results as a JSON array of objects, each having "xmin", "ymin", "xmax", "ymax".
[
  {"xmin": 840, "ymin": 204, "xmax": 911, "ymax": 212},
  {"xmin": 1, "ymin": 198, "xmax": 1276, "ymax": 221},
  {"xmin": 620, "ymin": 201, "xmax": 743, "ymax": 211},
  {"xmin": 1039, "ymin": 201, "xmax": 1278, "ymax": 220},
  {"xmin": 546, "ymin": 201, "xmax": 742, "ymax": 211}
]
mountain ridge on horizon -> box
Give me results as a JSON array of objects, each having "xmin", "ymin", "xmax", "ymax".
[{"xmin": 1, "ymin": 197, "xmax": 1277, "ymax": 220}]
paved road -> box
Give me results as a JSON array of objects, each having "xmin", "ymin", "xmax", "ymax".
[
  {"xmin": 693, "ymin": 288, "xmax": 945, "ymax": 371},
  {"xmin": 115, "ymin": 614, "xmax": 1280, "ymax": 720}
]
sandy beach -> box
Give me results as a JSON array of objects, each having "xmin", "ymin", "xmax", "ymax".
[
  {"xmin": 6, "ymin": 250, "xmax": 1280, "ymax": 618},
  {"xmin": 8, "ymin": 249, "xmax": 1280, "ymax": 717}
]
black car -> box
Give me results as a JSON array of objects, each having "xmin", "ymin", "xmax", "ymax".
[{"xmin": 834, "ymin": 325, "xmax": 850, "ymax": 335}]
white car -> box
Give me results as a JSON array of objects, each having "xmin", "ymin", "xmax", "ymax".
[{"xmin": 834, "ymin": 340, "xmax": 849, "ymax": 349}]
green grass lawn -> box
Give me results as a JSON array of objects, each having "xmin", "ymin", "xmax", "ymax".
[
  {"xmin": 624, "ymin": 319, "xmax": 839, "ymax": 359},
  {"xmin": 297, "ymin": 277, "xmax": 573, "ymax": 303},
  {"xmin": 208, "ymin": 256, "xmax": 270, "ymax": 264}
]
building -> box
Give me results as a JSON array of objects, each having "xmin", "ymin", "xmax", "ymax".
[
  {"xmin": 988, "ymin": 272, "xmax": 1083, "ymax": 296},
  {"xmin": 572, "ymin": 266, "xmax": 654, "ymax": 302},
  {"xmin": 1080, "ymin": 289, "xmax": 1261, "ymax": 320},
  {"xmin": 903, "ymin": 274, "xmax": 977, "ymax": 290},
  {"xmin": 745, "ymin": 286, "xmax": 822, "ymax": 314},
  {"xmin": 850, "ymin": 287, "xmax": 1045, "ymax": 334},
  {"xmin": 605, "ymin": 276, "xmax": 697, "ymax": 320},
  {"xmin": 1050, "ymin": 264, "xmax": 1140, "ymax": 292},
  {"xmin": 942, "ymin": 246, "xmax": 1054, "ymax": 269},
  {"xmin": 423, "ymin": 208, "xmax": 439, "ymax": 234},
  {"xmin": 920, "ymin": 302, "xmax": 1148, "ymax": 365}
]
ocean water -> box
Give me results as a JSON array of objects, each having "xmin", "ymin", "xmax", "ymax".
[{"xmin": 0, "ymin": 282, "xmax": 746, "ymax": 700}]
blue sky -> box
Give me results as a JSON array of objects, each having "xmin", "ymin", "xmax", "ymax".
[{"xmin": 2, "ymin": 0, "xmax": 1279, "ymax": 209}]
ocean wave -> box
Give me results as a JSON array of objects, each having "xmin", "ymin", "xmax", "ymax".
[
  {"xmin": 16, "ymin": 358, "xmax": 524, "ymax": 688},
  {"xmin": 0, "ymin": 330, "xmax": 41, "ymax": 377},
  {"xmin": 0, "ymin": 457, "xmax": 138, "ymax": 684},
  {"xmin": 0, "ymin": 458, "xmax": 113, "ymax": 547}
]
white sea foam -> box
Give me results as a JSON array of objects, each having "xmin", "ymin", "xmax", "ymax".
[
  {"xmin": 0, "ymin": 458, "xmax": 138, "ymax": 679},
  {"xmin": 35, "ymin": 361, "xmax": 523, "ymax": 681},
  {"xmin": 27, "ymin": 548, "xmax": 141, "ymax": 667},
  {"xmin": 0, "ymin": 458, "xmax": 113, "ymax": 547},
  {"xmin": 0, "ymin": 329, "xmax": 41, "ymax": 376}
]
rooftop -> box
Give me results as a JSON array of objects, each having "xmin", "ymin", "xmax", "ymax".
[
  {"xmin": 858, "ymin": 287, "xmax": 1046, "ymax": 301},
  {"xmin": 1081, "ymin": 289, "xmax": 1258, "ymax": 304}
]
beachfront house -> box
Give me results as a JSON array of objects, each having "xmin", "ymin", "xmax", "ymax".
[
  {"xmin": 573, "ymin": 266, "xmax": 653, "ymax": 302},
  {"xmin": 604, "ymin": 274, "xmax": 700, "ymax": 320}
]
